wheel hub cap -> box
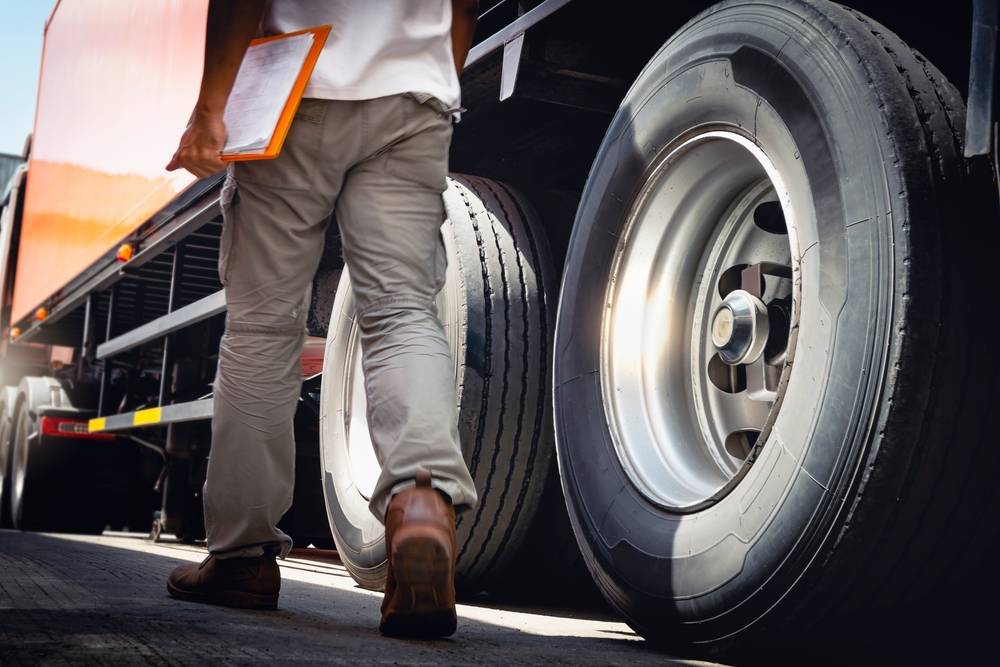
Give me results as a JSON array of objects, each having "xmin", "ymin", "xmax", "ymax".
[{"xmin": 712, "ymin": 289, "xmax": 769, "ymax": 365}]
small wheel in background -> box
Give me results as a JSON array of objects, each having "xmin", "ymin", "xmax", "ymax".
[{"xmin": 0, "ymin": 386, "xmax": 19, "ymax": 528}]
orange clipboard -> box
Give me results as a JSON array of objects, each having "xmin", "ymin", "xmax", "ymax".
[{"xmin": 221, "ymin": 24, "xmax": 331, "ymax": 162}]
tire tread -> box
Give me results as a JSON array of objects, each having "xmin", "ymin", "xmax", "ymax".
[{"xmin": 445, "ymin": 176, "xmax": 557, "ymax": 591}]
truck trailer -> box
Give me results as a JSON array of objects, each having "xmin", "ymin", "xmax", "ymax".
[{"xmin": 1, "ymin": 0, "xmax": 997, "ymax": 658}]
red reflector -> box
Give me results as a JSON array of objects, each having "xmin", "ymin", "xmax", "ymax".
[
  {"xmin": 300, "ymin": 336, "xmax": 325, "ymax": 377},
  {"xmin": 40, "ymin": 416, "xmax": 115, "ymax": 441}
]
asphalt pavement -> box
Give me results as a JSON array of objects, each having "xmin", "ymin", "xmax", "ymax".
[{"xmin": 0, "ymin": 529, "xmax": 717, "ymax": 666}]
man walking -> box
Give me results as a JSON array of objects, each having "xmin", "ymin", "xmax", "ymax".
[{"xmin": 164, "ymin": 0, "xmax": 479, "ymax": 638}]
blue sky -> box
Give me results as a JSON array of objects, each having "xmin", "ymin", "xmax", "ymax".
[{"xmin": 0, "ymin": 2, "xmax": 55, "ymax": 156}]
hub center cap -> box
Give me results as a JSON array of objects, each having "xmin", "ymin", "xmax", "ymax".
[{"xmin": 712, "ymin": 289, "xmax": 769, "ymax": 365}]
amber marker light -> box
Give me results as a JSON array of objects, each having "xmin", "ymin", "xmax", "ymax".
[
  {"xmin": 116, "ymin": 243, "xmax": 134, "ymax": 262},
  {"xmin": 10, "ymin": 327, "xmax": 21, "ymax": 338},
  {"xmin": 35, "ymin": 307, "xmax": 48, "ymax": 321}
]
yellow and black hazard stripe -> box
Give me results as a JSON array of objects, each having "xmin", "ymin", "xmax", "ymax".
[{"xmin": 87, "ymin": 399, "xmax": 213, "ymax": 433}]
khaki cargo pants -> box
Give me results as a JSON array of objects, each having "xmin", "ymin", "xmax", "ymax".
[{"xmin": 204, "ymin": 95, "xmax": 478, "ymax": 559}]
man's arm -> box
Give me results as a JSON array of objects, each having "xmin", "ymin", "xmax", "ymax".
[
  {"xmin": 166, "ymin": 0, "xmax": 266, "ymax": 177},
  {"xmin": 451, "ymin": 0, "xmax": 479, "ymax": 76}
]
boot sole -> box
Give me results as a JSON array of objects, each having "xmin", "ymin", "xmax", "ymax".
[
  {"xmin": 380, "ymin": 528, "xmax": 457, "ymax": 638},
  {"xmin": 167, "ymin": 580, "xmax": 278, "ymax": 611}
]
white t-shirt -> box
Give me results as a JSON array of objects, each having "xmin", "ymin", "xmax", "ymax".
[{"xmin": 263, "ymin": 1, "xmax": 461, "ymax": 109}]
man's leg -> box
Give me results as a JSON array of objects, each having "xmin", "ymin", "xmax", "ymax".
[
  {"xmin": 335, "ymin": 95, "xmax": 477, "ymax": 520},
  {"xmin": 169, "ymin": 100, "xmax": 370, "ymax": 609},
  {"xmin": 336, "ymin": 93, "xmax": 476, "ymax": 638},
  {"xmin": 204, "ymin": 100, "xmax": 344, "ymax": 559}
]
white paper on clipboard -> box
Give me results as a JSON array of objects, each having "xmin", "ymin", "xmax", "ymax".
[{"xmin": 222, "ymin": 32, "xmax": 314, "ymax": 155}]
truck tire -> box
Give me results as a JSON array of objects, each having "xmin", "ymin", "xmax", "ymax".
[
  {"xmin": 553, "ymin": 0, "xmax": 999, "ymax": 656},
  {"xmin": 488, "ymin": 462, "xmax": 603, "ymax": 606},
  {"xmin": 0, "ymin": 386, "xmax": 19, "ymax": 527},
  {"xmin": 10, "ymin": 378, "xmax": 108, "ymax": 534},
  {"xmin": 320, "ymin": 175, "xmax": 555, "ymax": 592}
]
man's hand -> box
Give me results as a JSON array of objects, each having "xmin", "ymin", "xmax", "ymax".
[
  {"xmin": 166, "ymin": 0, "xmax": 265, "ymax": 178},
  {"xmin": 166, "ymin": 109, "xmax": 227, "ymax": 177}
]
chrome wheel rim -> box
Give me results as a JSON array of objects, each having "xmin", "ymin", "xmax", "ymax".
[{"xmin": 600, "ymin": 128, "xmax": 800, "ymax": 510}]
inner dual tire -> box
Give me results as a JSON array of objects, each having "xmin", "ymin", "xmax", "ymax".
[
  {"xmin": 8, "ymin": 378, "xmax": 112, "ymax": 534},
  {"xmin": 320, "ymin": 175, "xmax": 557, "ymax": 592},
  {"xmin": 554, "ymin": 0, "xmax": 998, "ymax": 655}
]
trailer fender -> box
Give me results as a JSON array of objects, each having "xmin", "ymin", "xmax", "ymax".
[{"xmin": 17, "ymin": 376, "xmax": 73, "ymax": 418}]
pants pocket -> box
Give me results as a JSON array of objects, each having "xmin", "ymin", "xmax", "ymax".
[
  {"xmin": 218, "ymin": 170, "xmax": 239, "ymax": 286},
  {"xmin": 384, "ymin": 109, "xmax": 453, "ymax": 192}
]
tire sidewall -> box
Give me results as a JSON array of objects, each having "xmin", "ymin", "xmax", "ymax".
[
  {"xmin": 319, "ymin": 273, "xmax": 387, "ymax": 584},
  {"xmin": 555, "ymin": 1, "xmax": 901, "ymax": 641}
]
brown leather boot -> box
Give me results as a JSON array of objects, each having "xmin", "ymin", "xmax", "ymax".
[
  {"xmin": 167, "ymin": 553, "xmax": 280, "ymax": 610},
  {"xmin": 380, "ymin": 470, "xmax": 458, "ymax": 637}
]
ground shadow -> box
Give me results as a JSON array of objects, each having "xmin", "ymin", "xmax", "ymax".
[{"xmin": 0, "ymin": 530, "xmax": 693, "ymax": 666}]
